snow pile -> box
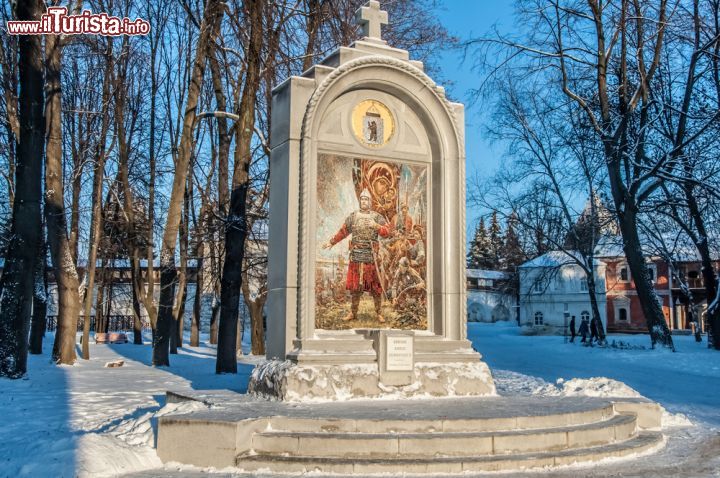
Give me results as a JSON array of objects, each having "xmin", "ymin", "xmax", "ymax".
[
  {"xmin": 73, "ymin": 433, "xmax": 161, "ymax": 478},
  {"xmin": 547, "ymin": 376, "xmax": 644, "ymax": 398},
  {"xmin": 536, "ymin": 377, "xmax": 692, "ymax": 428},
  {"xmin": 494, "ymin": 372, "xmax": 644, "ymax": 399},
  {"xmin": 491, "ymin": 369, "xmax": 552, "ymax": 395},
  {"xmin": 492, "ymin": 370, "xmax": 693, "ymax": 430},
  {"xmin": 661, "ymin": 409, "xmax": 693, "ymax": 428},
  {"xmin": 70, "ymin": 400, "xmax": 211, "ymax": 477},
  {"xmin": 107, "ymin": 400, "xmax": 208, "ymax": 447}
]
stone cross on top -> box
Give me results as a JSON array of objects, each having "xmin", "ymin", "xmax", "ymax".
[{"xmin": 356, "ymin": 0, "xmax": 388, "ymax": 42}]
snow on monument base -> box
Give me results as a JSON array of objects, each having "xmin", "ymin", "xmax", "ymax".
[{"xmin": 248, "ymin": 360, "xmax": 497, "ymax": 401}]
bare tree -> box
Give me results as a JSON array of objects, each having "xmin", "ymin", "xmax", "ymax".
[
  {"xmin": 45, "ymin": 30, "xmax": 82, "ymax": 365},
  {"xmin": 28, "ymin": 232, "xmax": 49, "ymax": 355},
  {"xmin": 470, "ymin": 0, "xmax": 720, "ymax": 347},
  {"xmin": 0, "ymin": 6, "xmax": 19, "ymax": 210},
  {"xmin": 472, "ymin": 79, "xmax": 611, "ymax": 339},
  {"xmin": 80, "ymin": 37, "xmax": 115, "ymax": 357},
  {"xmin": 154, "ymin": 0, "xmax": 224, "ymax": 366},
  {"xmin": 0, "ymin": 0, "xmax": 45, "ymax": 377},
  {"xmin": 216, "ymin": 0, "xmax": 265, "ymax": 374},
  {"xmin": 647, "ymin": 0, "xmax": 720, "ymax": 349}
]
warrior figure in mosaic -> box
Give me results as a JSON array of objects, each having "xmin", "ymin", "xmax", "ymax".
[{"xmin": 323, "ymin": 188, "xmax": 391, "ymax": 322}]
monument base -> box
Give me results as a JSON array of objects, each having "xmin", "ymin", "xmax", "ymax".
[
  {"xmin": 156, "ymin": 392, "xmax": 665, "ymax": 472},
  {"xmin": 248, "ymin": 359, "xmax": 496, "ymax": 401}
]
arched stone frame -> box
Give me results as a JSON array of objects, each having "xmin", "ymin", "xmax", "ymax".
[{"xmin": 296, "ymin": 56, "xmax": 466, "ymax": 343}]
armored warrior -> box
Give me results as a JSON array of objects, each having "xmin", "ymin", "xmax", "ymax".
[
  {"xmin": 323, "ymin": 189, "xmax": 391, "ymax": 322},
  {"xmin": 390, "ymin": 257, "xmax": 425, "ymax": 307}
]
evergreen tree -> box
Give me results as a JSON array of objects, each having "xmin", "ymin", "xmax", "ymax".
[
  {"xmin": 502, "ymin": 213, "xmax": 524, "ymax": 271},
  {"xmin": 488, "ymin": 211, "xmax": 503, "ymax": 267},
  {"xmin": 468, "ymin": 218, "xmax": 492, "ymax": 269}
]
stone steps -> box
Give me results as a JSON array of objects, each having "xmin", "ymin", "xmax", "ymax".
[
  {"xmin": 156, "ymin": 394, "xmax": 665, "ymax": 472},
  {"xmin": 237, "ymin": 432, "xmax": 664, "ymax": 474},
  {"xmin": 263, "ymin": 403, "xmax": 615, "ymax": 434},
  {"xmin": 253, "ymin": 413, "xmax": 637, "ymax": 458}
]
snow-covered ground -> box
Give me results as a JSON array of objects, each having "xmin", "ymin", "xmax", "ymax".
[
  {"xmin": 469, "ymin": 322, "xmax": 720, "ymax": 427},
  {"xmin": 0, "ymin": 324, "xmax": 718, "ymax": 477},
  {"xmin": 0, "ymin": 335, "xmax": 255, "ymax": 477}
]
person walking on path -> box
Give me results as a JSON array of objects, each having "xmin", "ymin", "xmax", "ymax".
[
  {"xmin": 569, "ymin": 316, "xmax": 576, "ymax": 343},
  {"xmin": 590, "ymin": 316, "xmax": 606, "ymax": 345},
  {"xmin": 589, "ymin": 316, "xmax": 599, "ymax": 344},
  {"xmin": 579, "ymin": 317, "xmax": 589, "ymax": 343}
]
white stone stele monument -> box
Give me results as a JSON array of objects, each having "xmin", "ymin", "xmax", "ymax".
[{"xmin": 249, "ymin": 0, "xmax": 495, "ymax": 401}]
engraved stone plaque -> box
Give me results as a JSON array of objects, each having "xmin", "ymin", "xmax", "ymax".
[{"xmin": 386, "ymin": 335, "xmax": 414, "ymax": 371}]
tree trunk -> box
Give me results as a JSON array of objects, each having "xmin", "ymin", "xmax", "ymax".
[
  {"xmin": 302, "ymin": 0, "xmax": 322, "ymax": 71},
  {"xmin": 209, "ymin": 226, "xmax": 220, "ymax": 345},
  {"xmin": 68, "ymin": 154, "xmax": 82, "ymax": 264},
  {"xmin": 236, "ymin": 312, "xmax": 244, "ymax": 356},
  {"xmin": 112, "ymin": 35, "xmax": 150, "ymax": 347},
  {"xmin": 106, "ymin": 262, "xmax": 115, "ymax": 330},
  {"xmin": 147, "ymin": 6, "xmax": 158, "ymax": 338},
  {"xmin": 585, "ymin": 262, "xmax": 605, "ymax": 341},
  {"xmin": 249, "ymin": 296, "xmax": 266, "ymax": 356},
  {"xmin": 130, "ymin": 265, "xmax": 144, "ymax": 344},
  {"xmin": 0, "ymin": 0, "xmax": 45, "ymax": 378},
  {"xmin": 684, "ymin": 193, "xmax": 720, "ymax": 349},
  {"xmin": 154, "ymin": 0, "xmax": 224, "ymax": 366},
  {"xmin": 617, "ymin": 207, "xmax": 673, "ymax": 349},
  {"xmin": 171, "ymin": 196, "xmax": 189, "ymax": 353},
  {"xmin": 28, "ymin": 237, "xmax": 48, "ymax": 355},
  {"xmin": 191, "ymin": 255, "xmax": 203, "ymax": 346},
  {"xmin": 210, "ymin": 293, "xmax": 220, "ymax": 344},
  {"xmin": 29, "ymin": 281, "xmax": 48, "ymax": 355},
  {"xmin": 242, "ymin": 269, "xmax": 266, "ymax": 356},
  {"xmin": 0, "ymin": 33, "xmax": 19, "ymax": 210},
  {"xmin": 175, "ymin": 286, "xmax": 187, "ymax": 350},
  {"xmin": 216, "ymin": 0, "xmax": 263, "ymax": 374},
  {"xmin": 95, "ymin": 263, "xmax": 106, "ymax": 334},
  {"xmin": 208, "ymin": 43, "xmax": 231, "ymax": 218},
  {"xmin": 80, "ymin": 40, "xmax": 113, "ymax": 358},
  {"xmin": 45, "ymin": 34, "xmax": 81, "ymax": 365}
]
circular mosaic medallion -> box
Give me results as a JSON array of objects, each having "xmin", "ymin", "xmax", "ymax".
[{"xmin": 351, "ymin": 100, "xmax": 394, "ymax": 148}]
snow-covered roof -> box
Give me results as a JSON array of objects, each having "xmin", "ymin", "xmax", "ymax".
[
  {"xmin": 519, "ymin": 250, "xmax": 590, "ymax": 269},
  {"xmin": 593, "ymin": 235, "xmax": 625, "ymax": 258},
  {"xmin": 466, "ymin": 269, "xmax": 511, "ymax": 280},
  {"xmin": 594, "ymin": 234, "xmax": 720, "ymax": 261}
]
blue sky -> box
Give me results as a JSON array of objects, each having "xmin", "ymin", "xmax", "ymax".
[{"xmin": 431, "ymin": 2, "xmax": 516, "ymax": 235}]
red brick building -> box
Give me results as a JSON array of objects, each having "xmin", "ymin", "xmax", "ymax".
[
  {"xmin": 599, "ymin": 256, "xmax": 673, "ymax": 333},
  {"xmin": 597, "ymin": 242, "xmax": 719, "ymax": 333}
]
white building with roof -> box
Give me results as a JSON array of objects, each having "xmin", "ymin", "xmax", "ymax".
[
  {"xmin": 518, "ymin": 251, "xmax": 607, "ymax": 333},
  {"xmin": 466, "ymin": 269, "xmax": 516, "ymax": 323}
]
